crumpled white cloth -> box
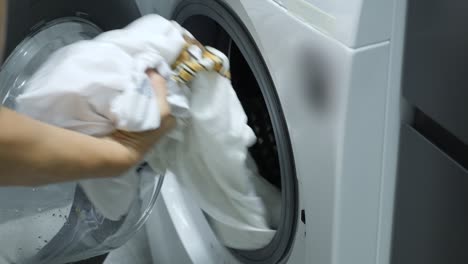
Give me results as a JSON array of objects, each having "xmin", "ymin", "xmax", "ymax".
[
  {"xmin": 147, "ymin": 46, "xmax": 281, "ymax": 249},
  {"xmin": 16, "ymin": 15, "xmax": 189, "ymax": 222},
  {"xmin": 16, "ymin": 14, "xmax": 280, "ymax": 250}
]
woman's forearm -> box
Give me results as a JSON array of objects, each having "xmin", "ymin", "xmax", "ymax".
[
  {"xmin": 0, "ymin": 107, "xmax": 136, "ymax": 186},
  {"xmin": 0, "ymin": 70, "xmax": 172, "ymax": 186}
]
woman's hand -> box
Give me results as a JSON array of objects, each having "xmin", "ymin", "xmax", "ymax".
[
  {"xmin": 0, "ymin": 70, "xmax": 174, "ymax": 186},
  {"xmin": 107, "ymin": 70, "xmax": 176, "ymax": 166}
]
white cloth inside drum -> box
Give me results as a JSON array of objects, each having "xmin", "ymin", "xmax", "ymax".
[{"xmin": 15, "ymin": 14, "xmax": 281, "ymax": 250}]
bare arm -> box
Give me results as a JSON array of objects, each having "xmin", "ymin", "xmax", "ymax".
[{"xmin": 0, "ymin": 70, "xmax": 173, "ymax": 186}]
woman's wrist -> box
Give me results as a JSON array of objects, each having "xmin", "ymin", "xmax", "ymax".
[
  {"xmin": 0, "ymin": 70, "xmax": 173, "ymax": 186},
  {"xmin": 0, "ymin": 108, "xmax": 137, "ymax": 186}
]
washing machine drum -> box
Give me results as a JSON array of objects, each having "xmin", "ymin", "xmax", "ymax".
[{"xmin": 0, "ymin": 1, "xmax": 162, "ymax": 263}]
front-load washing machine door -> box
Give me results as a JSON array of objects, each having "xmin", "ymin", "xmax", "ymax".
[{"xmin": 0, "ymin": 1, "xmax": 164, "ymax": 264}]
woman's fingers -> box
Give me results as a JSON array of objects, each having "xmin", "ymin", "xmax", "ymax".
[
  {"xmin": 146, "ymin": 69, "xmax": 173, "ymax": 122},
  {"xmin": 106, "ymin": 70, "xmax": 175, "ymax": 166}
]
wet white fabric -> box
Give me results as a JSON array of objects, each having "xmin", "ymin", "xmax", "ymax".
[
  {"xmin": 16, "ymin": 15, "xmax": 188, "ymax": 221},
  {"xmin": 146, "ymin": 48, "xmax": 281, "ymax": 249},
  {"xmin": 16, "ymin": 14, "xmax": 280, "ymax": 249}
]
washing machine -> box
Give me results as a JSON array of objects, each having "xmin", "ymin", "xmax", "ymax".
[
  {"xmin": 0, "ymin": 0, "xmax": 407, "ymax": 263},
  {"xmin": 139, "ymin": 0, "xmax": 408, "ymax": 264},
  {"xmin": 2, "ymin": 0, "xmax": 468, "ymax": 263}
]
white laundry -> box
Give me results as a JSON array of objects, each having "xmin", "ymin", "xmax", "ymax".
[
  {"xmin": 146, "ymin": 44, "xmax": 282, "ymax": 249},
  {"xmin": 16, "ymin": 15, "xmax": 189, "ymax": 222},
  {"xmin": 16, "ymin": 14, "xmax": 280, "ymax": 250}
]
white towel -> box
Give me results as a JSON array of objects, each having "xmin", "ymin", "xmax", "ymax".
[{"xmin": 16, "ymin": 15, "xmax": 280, "ymax": 250}]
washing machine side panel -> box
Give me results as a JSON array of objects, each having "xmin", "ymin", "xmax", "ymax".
[
  {"xmin": 240, "ymin": 3, "xmax": 396, "ymax": 264},
  {"xmin": 287, "ymin": 0, "xmax": 394, "ymax": 48},
  {"xmin": 337, "ymin": 42, "xmax": 391, "ymax": 264},
  {"xmin": 353, "ymin": 0, "xmax": 393, "ymax": 46},
  {"xmin": 376, "ymin": 1, "xmax": 407, "ymax": 263},
  {"xmin": 238, "ymin": 1, "xmax": 359, "ymax": 264}
]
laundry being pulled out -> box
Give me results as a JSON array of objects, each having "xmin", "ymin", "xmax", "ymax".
[{"xmin": 16, "ymin": 15, "xmax": 281, "ymax": 250}]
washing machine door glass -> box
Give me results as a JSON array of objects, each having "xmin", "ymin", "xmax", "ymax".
[{"xmin": 0, "ymin": 18, "xmax": 163, "ymax": 264}]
